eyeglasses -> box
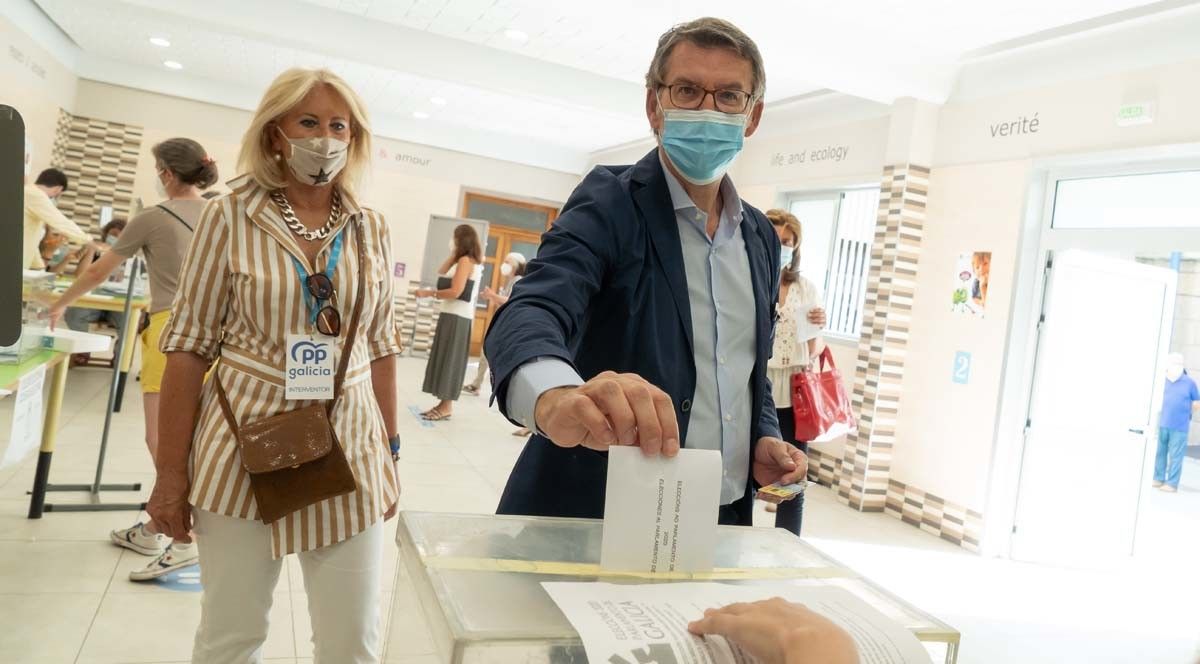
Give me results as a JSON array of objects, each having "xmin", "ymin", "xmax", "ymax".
[
  {"xmin": 661, "ymin": 83, "xmax": 753, "ymax": 114},
  {"xmin": 306, "ymin": 273, "xmax": 342, "ymax": 337}
]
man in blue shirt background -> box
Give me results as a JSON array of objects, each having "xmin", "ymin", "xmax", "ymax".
[{"xmin": 1155, "ymin": 353, "xmax": 1200, "ymax": 493}]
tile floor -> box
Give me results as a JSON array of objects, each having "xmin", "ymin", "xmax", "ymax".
[{"xmin": 0, "ymin": 357, "xmax": 1198, "ymax": 663}]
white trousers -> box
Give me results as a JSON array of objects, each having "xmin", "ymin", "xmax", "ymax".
[{"xmin": 191, "ymin": 510, "xmax": 384, "ymax": 664}]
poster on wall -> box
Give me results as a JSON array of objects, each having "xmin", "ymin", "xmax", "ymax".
[{"xmin": 952, "ymin": 252, "xmax": 991, "ymax": 316}]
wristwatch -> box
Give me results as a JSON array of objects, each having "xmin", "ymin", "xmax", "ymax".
[{"xmin": 388, "ymin": 434, "xmax": 401, "ymax": 461}]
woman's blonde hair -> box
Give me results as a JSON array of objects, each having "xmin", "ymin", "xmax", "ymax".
[
  {"xmin": 765, "ymin": 208, "xmax": 803, "ymax": 285},
  {"xmin": 237, "ymin": 68, "xmax": 373, "ymax": 193}
]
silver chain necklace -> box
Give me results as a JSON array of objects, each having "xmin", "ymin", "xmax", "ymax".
[{"xmin": 271, "ymin": 189, "xmax": 341, "ymax": 241}]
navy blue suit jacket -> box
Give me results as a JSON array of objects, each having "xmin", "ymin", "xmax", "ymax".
[{"xmin": 484, "ymin": 149, "xmax": 782, "ymax": 525}]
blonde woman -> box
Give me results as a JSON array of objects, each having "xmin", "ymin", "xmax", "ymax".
[
  {"xmin": 765, "ymin": 209, "xmax": 826, "ymax": 536},
  {"xmin": 147, "ymin": 69, "xmax": 402, "ymax": 663}
]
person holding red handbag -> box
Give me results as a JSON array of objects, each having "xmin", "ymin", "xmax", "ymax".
[{"xmin": 764, "ymin": 209, "xmax": 826, "ymax": 535}]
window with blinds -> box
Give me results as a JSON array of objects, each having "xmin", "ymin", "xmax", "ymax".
[{"xmin": 787, "ymin": 187, "xmax": 880, "ymax": 338}]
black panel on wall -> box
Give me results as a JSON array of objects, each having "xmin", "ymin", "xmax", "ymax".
[{"xmin": 0, "ymin": 106, "xmax": 24, "ymax": 346}]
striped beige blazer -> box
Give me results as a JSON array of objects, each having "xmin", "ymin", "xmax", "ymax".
[{"xmin": 162, "ymin": 173, "xmax": 402, "ymax": 558}]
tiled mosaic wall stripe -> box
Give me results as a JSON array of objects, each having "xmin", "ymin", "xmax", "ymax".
[
  {"xmin": 805, "ymin": 447, "xmax": 840, "ymax": 489},
  {"xmin": 50, "ymin": 109, "xmax": 142, "ymax": 236},
  {"xmin": 807, "ymin": 447, "xmax": 984, "ymax": 552},
  {"xmin": 399, "ymin": 283, "xmax": 439, "ymax": 357},
  {"xmin": 885, "ymin": 479, "xmax": 984, "ymax": 552},
  {"xmin": 839, "ymin": 164, "xmax": 928, "ymax": 512}
]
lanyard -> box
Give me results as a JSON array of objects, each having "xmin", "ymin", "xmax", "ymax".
[{"xmin": 291, "ymin": 229, "xmax": 344, "ymax": 326}]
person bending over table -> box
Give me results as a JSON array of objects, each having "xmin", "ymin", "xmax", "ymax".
[{"xmin": 49, "ymin": 137, "xmax": 219, "ymax": 581}]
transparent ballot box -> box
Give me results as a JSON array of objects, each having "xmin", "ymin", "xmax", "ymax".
[{"xmin": 386, "ymin": 512, "xmax": 959, "ymax": 664}]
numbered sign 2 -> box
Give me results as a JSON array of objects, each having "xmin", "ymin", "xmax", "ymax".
[{"xmin": 952, "ymin": 351, "xmax": 972, "ymax": 385}]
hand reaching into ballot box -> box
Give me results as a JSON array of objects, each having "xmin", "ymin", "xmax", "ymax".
[
  {"xmin": 534, "ymin": 371, "xmax": 681, "ymax": 456},
  {"xmin": 688, "ymin": 598, "xmax": 858, "ymax": 664},
  {"xmin": 753, "ymin": 437, "xmax": 808, "ymax": 488}
]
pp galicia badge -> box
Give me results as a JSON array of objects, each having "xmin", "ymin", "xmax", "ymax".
[{"xmin": 285, "ymin": 334, "xmax": 335, "ymax": 400}]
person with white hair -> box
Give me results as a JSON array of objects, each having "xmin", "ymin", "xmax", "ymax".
[
  {"xmin": 1154, "ymin": 352, "xmax": 1199, "ymax": 493},
  {"xmin": 463, "ymin": 250, "xmax": 528, "ymax": 397}
]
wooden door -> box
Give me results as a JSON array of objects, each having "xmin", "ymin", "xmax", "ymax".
[{"xmin": 461, "ymin": 193, "xmax": 559, "ymax": 356}]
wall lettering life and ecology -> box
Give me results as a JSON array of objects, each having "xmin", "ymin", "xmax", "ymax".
[
  {"xmin": 989, "ymin": 113, "xmax": 1040, "ymax": 138},
  {"xmin": 769, "ymin": 144, "xmax": 851, "ymax": 168}
]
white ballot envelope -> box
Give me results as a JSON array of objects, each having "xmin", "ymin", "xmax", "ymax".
[
  {"xmin": 600, "ymin": 447, "xmax": 722, "ymax": 573},
  {"xmin": 796, "ymin": 303, "xmax": 822, "ymax": 342}
]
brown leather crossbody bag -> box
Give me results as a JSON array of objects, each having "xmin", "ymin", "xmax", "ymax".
[{"xmin": 212, "ymin": 219, "xmax": 365, "ymax": 524}]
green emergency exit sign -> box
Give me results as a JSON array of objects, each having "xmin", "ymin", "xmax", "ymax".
[{"xmin": 1116, "ymin": 102, "xmax": 1155, "ymax": 127}]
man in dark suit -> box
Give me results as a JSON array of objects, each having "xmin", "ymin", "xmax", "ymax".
[{"xmin": 484, "ymin": 17, "xmax": 807, "ymax": 526}]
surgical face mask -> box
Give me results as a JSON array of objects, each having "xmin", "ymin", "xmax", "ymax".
[
  {"xmin": 104, "ymin": 234, "xmax": 117, "ymax": 246},
  {"xmin": 155, "ymin": 171, "xmax": 169, "ymax": 199},
  {"xmin": 659, "ymin": 105, "xmax": 749, "ymax": 185},
  {"xmin": 278, "ymin": 128, "xmax": 348, "ymax": 187},
  {"xmin": 780, "ymin": 246, "xmax": 794, "ymax": 269},
  {"xmin": 500, "ymin": 263, "xmax": 513, "ymax": 277},
  {"xmin": 49, "ymin": 245, "xmax": 68, "ymax": 264}
]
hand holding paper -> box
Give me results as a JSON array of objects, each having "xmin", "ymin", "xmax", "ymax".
[
  {"xmin": 535, "ymin": 371, "xmax": 680, "ymax": 456},
  {"xmin": 543, "ymin": 583, "xmax": 932, "ymax": 664},
  {"xmin": 796, "ymin": 304, "xmax": 825, "ymax": 342},
  {"xmin": 689, "ymin": 598, "xmax": 859, "ymax": 664},
  {"xmin": 601, "ymin": 447, "xmax": 722, "ymax": 573}
]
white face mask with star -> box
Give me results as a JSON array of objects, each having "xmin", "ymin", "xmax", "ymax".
[{"xmin": 278, "ymin": 127, "xmax": 347, "ymax": 187}]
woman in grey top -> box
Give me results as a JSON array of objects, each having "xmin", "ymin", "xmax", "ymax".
[{"xmin": 49, "ymin": 137, "xmax": 218, "ymax": 580}]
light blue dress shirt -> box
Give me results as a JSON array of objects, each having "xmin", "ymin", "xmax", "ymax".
[{"xmin": 506, "ymin": 164, "xmax": 758, "ymax": 505}]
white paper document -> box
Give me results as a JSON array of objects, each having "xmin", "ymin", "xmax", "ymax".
[
  {"xmin": 601, "ymin": 447, "xmax": 722, "ymax": 573},
  {"xmin": 2, "ymin": 365, "xmax": 47, "ymax": 470},
  {"xmin": 797, "ymin": 303, "xmax": 822, "ymax": 342},
  {"xmin": 543, "ymin": 582, "xmax": 932, "ymax": 664}
]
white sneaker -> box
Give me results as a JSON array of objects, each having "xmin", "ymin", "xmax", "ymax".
[
  {"xmin": 129, "ymin": 542, "xmax": 199, "ymax": 581},
  {"xmin": 111, "ymin": 522, "xmax": 167, "ymax": 556}
]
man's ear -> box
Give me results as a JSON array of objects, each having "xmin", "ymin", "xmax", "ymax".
[
  {"xmin": 744, "ymin": 98, "xmax": 765, "ymax": 138},
  {"xmin": 646, "ymin": 87, "xmax": 663, "ymax": 136}
]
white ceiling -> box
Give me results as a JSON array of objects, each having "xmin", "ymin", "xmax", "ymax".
[{"xmin": 23, "ymin": 0, "xmax": 1197, "ymax": 173}]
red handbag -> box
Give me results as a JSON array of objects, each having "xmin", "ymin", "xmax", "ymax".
[{"xmin": 791, "ymin": 347, "xmax": 857, "ymax": 442}]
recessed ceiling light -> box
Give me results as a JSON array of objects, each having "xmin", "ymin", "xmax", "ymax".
[
  {"xmin": 149, "ymin": 37, "xmax": 171, "ymax": 48},
  {"xmin": 430, "ymin": 96, "xmax": 447, "ymax": 106},
  {"xmin": 412, "ymin": 111, "xmax": 430, "ymax": 120},
  {"xmin": 503, "ymin": 28, "xmax": 529, "ymax": 43},
  {"xmin": 163, "ymin": 60, "xmax": 183, "ymax": 70}
]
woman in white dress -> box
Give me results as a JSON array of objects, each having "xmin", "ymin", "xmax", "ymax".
[{"xmin": 765, "ymin": 209, "xmax": 826, "ymax": 536}]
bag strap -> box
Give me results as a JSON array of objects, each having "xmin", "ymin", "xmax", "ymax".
[
  {"xmin": 329, "ymin": 218, "xmax": 367, "ymax": 415},
  {"xmin": 214, "ymin": 215, "xmax": 368, "ymax": 429},
  {"xmin": 155, "ymin": 204, "xmax": 194, "ymax": 232},
  {"xmin": 816, "ymin": 346, "xmax": 835, "ymax": 372}
]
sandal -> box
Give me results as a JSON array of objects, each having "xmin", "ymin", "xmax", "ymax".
[
  {"xmin": 462, "ymin": 385, "xmax": 479, "ymax": 396},
  {"xmin": 421, "ymin": 407, "xmax": 452, "ymax": 422}
]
